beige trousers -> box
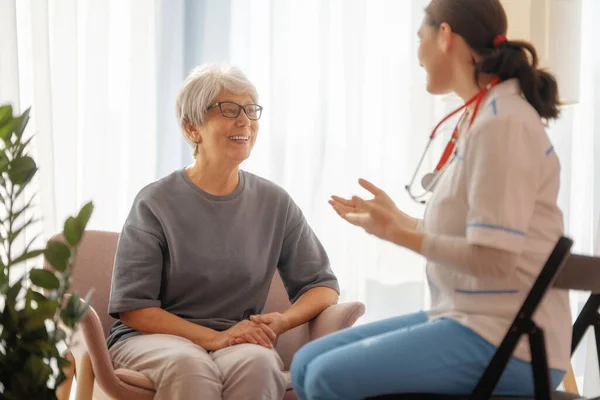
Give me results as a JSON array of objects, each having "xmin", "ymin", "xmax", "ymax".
[{"xmin": 109, "ymin": 334, "xmax": 287, "ymax": 400}]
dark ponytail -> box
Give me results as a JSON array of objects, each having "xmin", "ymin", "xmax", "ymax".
[
  {"xmin": 477, "ymin": 40, "xmax": 560, "ymax": 120},
  {"xmin": 425, "ymin": 0, "xmax": 561, "ymax": 120}
]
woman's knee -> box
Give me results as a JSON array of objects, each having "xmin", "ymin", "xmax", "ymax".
[
  {"xmin": 214, "ymin": 345, "xmax": 286, "ymax": 400},
  {"xmin": 218, "ymin": 345, "xmax": 286, "ymax": 397},
  {"xmin": 152, "ymin": 351, "xmax": 222, "ymax": 399},
  {"xmin": 237, "ymin": 345, "xmax": 283, "ymax": 376},
  {"xmin": 162, "ymin": 347, "xmax": 221, "ymax": 382}
]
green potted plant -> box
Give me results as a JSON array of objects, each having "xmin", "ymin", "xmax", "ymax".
[{"xmin": 0, "ymin": 105, "xmax": 94, "ymax": 399}]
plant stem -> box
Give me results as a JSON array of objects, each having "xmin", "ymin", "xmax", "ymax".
[{"xmin": 5, "ymin": 180, "xmax": 13, "ymax": 283}]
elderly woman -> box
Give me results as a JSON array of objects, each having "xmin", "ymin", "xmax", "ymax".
[{"xmin": 106, "ymin": 65, "xmax": 340, "ymax": 400}]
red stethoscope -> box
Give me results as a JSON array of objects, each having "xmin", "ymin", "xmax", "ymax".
[{"xmin": 405, "ymin": 76, "xmax": 501, "ymax": 204}]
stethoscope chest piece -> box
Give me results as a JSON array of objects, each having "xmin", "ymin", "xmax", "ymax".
[{"xmin": 421, "ymin": 172, "xmax": 436, "ymax": 191}]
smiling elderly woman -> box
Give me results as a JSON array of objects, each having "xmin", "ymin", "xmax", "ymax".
[{"xmin": 106, "ymin": 65, "xmax": 340, "ymax": 400}]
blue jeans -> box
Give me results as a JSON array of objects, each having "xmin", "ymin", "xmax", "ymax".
[{"xmin": 290, "ymin": 312, "xmax": 565, "ymax": 400}]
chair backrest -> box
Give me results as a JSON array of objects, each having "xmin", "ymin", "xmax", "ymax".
[
  {"xmin": 46, "ymin": 230, "xmax": 120, "ymax": 336},
  {"xmin": 554, "ymin": 220, "xmax": 600, "ymax": 360},
  {"xmin": 473, "ymin": 236, "xmax": 600, "ymax": 398},
  {"xmin": 264, "ymin": 269, "xmax": 292, "ymax": 313},
  {"xmin": 471, "ymin": 236, "xmax": 574, "ymax": 398},
  {"xmin": 553, "ymin": 214, "xmax": 600, "ymax": 292},
  {"xmin": 553, "ymin": 253, "xmax": 600, "ymax": 292}
]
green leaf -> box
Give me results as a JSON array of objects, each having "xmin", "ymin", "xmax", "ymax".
[
  {"xmin": 19, "ymin": 338, "xmax": 55, "ymax": 354},
  {"xmin": 23, "ymin": 287, "xmax": 50, "ymax": 313},
  {"xmin": 7, "ymin": 156, "xmax": 37, "ymax": 185},
  {"xmin": 0, "ymin": 150, "xmax": 9, "ymax": 173},
  {"xmin": 0, "ymin": 117, "xmax": 19, "ymax": 141},
  {"xmin": 24, "ymin": 354, "xmax": 53, "ymax": 387},
  {"xmin": 7, "ymin": 280, "xmax": 22, "ymax": 304},
  {"xmin": 4, "ymin": 282, "xmax": 22, "ymax": 331},
  {"xmin": 0, "ymin": 104, "xmax": 13, "ymax": 127},
  {"xmin": 19, "ymin": 324, "xmax": 49, "ymax": 342},
  {"xmin": 14, "ymin": 108, "xmax": 30, "ymax": 139},
  {"xmin": 22, "ymin": 299, "xmax": 59, "ymax": 332},
  {"xmin": 25, "ymin": 287, "xmax": 36, "ymax": 311},
  {"xmin": 44, "ymin": 241, "xmax": 71, "ymax": 272},
  {"xmin": 37, "ymin": 298, "xmax": 59, "ymax": 318},
  {"xmin": 60, "ymin": 294, "xmax": 80, "ymax": 329},
  {"xmin": 57, "ymin": 290, "xmax": 92, "ymax": 332},
  {"xmin": 15, "ymin": 136, "xmax": 34, "ymax": 158},
  {"xmin": 60, "ymin": 292, "xmax": 89, "ymax": 329},
  {"xmin": 9, "ymin": 249, "xmax": 45, "ymax": 267},
  {"xmin": 31, "ymin": 290, "xmax": 48, "ymax": 303},
  {"xmin": 29, "ymin": 269, "xmax": 60, "ymax": 290},
  {"xmin": 63, "ymin": 216, "xmax": 83, "ymax": 247},
  {"xmin": 1, "ymin": 304, "xmax": 18, "ymax": 334},
  {"xmin": 10, "ymin": 371, "xmax": 34, "ymax": 399},
  {"xmin": 54, "ymin": 327, "xmax": 67, "ymax": 344},
  {"xmin": 0, "ymin": 264, "xmax": 6, "ymax": 287},
  {"xmin": 76, "ymin": 201, "xmax": 94, "ymax": 231}
]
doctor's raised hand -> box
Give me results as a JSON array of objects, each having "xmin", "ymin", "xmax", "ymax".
[
  {"xmin": 329, "ymin": 178, "xmax": 418, "ymax": 232},
  {"xmin": 330, "ymin": 190, "xmax": 424, "ymax": 254},
  {"xmin": 333, "ymin": 196, "xmax": 398, "ymax": 241}
]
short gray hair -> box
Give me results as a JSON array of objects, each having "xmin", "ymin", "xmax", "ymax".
[{"xmin": 175, "ymin": 64, "xmax": 259, "ymax": 153}]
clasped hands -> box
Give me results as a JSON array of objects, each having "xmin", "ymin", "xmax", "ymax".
[{"xmin": 213, "ymin": 312, "xmax": 290, "ymax": 350}]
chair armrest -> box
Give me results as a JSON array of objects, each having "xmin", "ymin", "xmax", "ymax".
[
  {"xmin": 78, "ymin": 303, "xmax": 126, "ymax": 395},
  {"xmin": 308, "ymin": 301, "xmax": 365, "ymax": 341},
  {"xmin": 74, "ymin": 298, "xmax": 155, "ymax": 399}
]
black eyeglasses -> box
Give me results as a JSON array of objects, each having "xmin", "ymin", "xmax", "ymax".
[{"xmin": 207, "ymin": 102, "xmax": 263, "ymax": 120}]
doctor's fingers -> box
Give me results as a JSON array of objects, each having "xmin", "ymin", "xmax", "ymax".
[
  {"xmin": 352, "ymin": 197, "xmax": 394, "ymax": 222},
  {"xmin": 358, "ymin": 178, "xmax": 384, "ymax": 196},
  {"xmin": 344, "ymin": 212, "xmax": 373, "ymax": 228},
  {"xmin": 330, "ymin": 203, "xmax": 355, "ymax": 222},
  {"xmin": 330, "ymin": 203, "xmax": 364, "ymax": 226},
  {"xmin": 329, "ymin": 200, "xmax": 355, "ymax": 214},
  {"xmin": 330, "ymin": 195, "xmax": 356, "ymax": 207},
  {"xmin": 351, "ymin": 196, "xmax": 371, "ymax": 209}
]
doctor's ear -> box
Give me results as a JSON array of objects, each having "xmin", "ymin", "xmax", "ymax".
[{"xmin": 437, "ymin": 22, "xmax": 454, "ymax": 53}]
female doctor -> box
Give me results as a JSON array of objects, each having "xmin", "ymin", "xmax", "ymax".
[{"xmin": 290, "ymin": 0, "xmax": 570, "ymax": 398}]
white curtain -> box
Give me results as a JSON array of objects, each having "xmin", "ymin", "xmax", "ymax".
[
  {"xmin": 2, "ymin": 0, "xmax": 600, "ymax": 393},
  {"xmin": 550, "ymin": 0, "xmax": 600, "ymax": 394},
  {"xmin": 0, "ymin": 0, "xmax": 161, "ymax": 240}
]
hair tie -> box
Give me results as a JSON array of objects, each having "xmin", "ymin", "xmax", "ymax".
[{"xmin": 493, "ymin": 34, "xmax": 507, "ymax": 48}]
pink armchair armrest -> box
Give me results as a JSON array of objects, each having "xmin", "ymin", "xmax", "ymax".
[
  {"xmin": 70, "ymin": 298, "xmax": 155, "ymax": 400},
  {"xmin": 309, "ymin": 302, "xmax": 366, "ymax": 341}
]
